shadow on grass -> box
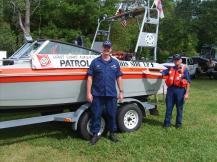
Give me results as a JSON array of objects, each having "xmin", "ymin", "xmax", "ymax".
[
  {"xmin": 143, "ymin": 118, "xmax": 163, "ymax": 127},
  {"xmin": 0, "ymin": 122, "xmax": 82, "ymax": 146}
]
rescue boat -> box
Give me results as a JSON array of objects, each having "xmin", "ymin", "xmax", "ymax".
[{"xmin": 0, "ymin": 39, "xmax": 165, "ymax": 110}]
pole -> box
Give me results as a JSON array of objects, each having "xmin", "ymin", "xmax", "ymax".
[
  {"xmin": 91, "ymin": 19, "xmax": 101, "ymax": 49},
  {"xmin": 134, "ymin": 7, "xmax": 148, "ymax": 53},
  {"xmin": 147, "ymin": 0, "xmax": 150, "ymax": 19},
  {"xmin": 151, "ymin": 0, "xmax": 155, "ymax": 8}
]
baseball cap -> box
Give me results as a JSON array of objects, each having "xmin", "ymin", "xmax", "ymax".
[
  {"xmin": 103, "ymin": 40, "xmax": 112, "ymax": 48},
  {"xmin": 173, "ymin": 54, "xmax": 181, "ymax": 60}
]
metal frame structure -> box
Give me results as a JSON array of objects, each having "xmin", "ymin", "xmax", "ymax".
[
  {"xmin": 134, "ymin": 7, "xmax": 160, "ymax": 62},
  {"xmin": 91, "ymin": 0, "xmax": 160, "ymax": 62}
]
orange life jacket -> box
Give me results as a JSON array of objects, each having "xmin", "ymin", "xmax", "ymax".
[{"xmin": 165, "ymin": 65, "xmax": 188, "ymax": 88}]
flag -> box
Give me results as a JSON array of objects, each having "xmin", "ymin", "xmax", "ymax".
[
  {"xmin": 115, "ymin": 3, "xmax": 127, "ymax": 28},
  {"xmin": 154, "ymin": 0, "xmax": 164, "ymax": 19},
  {"xmin": 115, "ymin": 7, "xmax": 127, "ymax": 28},
  {"xmin": 120, "ymin": 17, "xmax": 127, "ymax": 27}
]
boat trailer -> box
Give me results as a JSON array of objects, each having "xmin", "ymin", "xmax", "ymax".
[{"xmin": 0, "ymin": 98, "xmax": 157, "ymax": 140}]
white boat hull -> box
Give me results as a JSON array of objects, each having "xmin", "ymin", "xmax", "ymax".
[{"xmin": 0, "ymin": 78, "xmax": 165, "ymax": 109}]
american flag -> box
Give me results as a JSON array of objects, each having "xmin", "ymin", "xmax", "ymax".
[
  {"xmin": 115, "ymin": 8, "xmax": 127, "ymax": 28},
  {"xmin": 120, "ymin": 17, "xmax": 127, "ymax": 27}
]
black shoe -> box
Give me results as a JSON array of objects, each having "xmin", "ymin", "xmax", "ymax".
[
  {"xmin": 109, "ymin": 133, "xmax": 119, "ymax": 143},
  {"xmin": 175, "ymin": 125, "xmax": 182, "ymax": 129},
  {"xmin": 163, "ymin": 124, "xmax": 170, "ymax": 128},
  {"xmin": 89, "ymin": 134, "xmax": 100, "ymax": 145}
]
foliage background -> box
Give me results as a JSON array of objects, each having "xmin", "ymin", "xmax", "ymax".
[{"xmin": 0, "ymin": 0, "xmax": 217, "ymax": 61}]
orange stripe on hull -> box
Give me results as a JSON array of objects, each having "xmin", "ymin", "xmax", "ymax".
[
  {"xmin": 0, "ymin": 68, "xmax": 166, "ymax": 83},
  {"xmin": 122, "ymin": 75, "xmax": 165, "ymax": 79},
  {"xmin": 0, "ymin": 74, "xmax": 165, "ymax": 83},
  {"xmin": 0, "ymin": 67, "xmax": 163, "ymax": 74}
]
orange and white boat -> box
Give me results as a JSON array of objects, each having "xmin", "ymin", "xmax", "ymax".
[{"xmin": 0, "ymin": 40, "xmax": 165, "ymax": 110}]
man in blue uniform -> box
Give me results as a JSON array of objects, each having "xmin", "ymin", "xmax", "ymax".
[
  {"xmin": 161, "ymin": 54, "xmax": 191, "ymax": 128},
  {"xmin": 87, "ymin": 40, "xmax": 124, "ymax": 145}
]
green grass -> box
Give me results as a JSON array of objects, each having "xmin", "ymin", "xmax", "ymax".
[{"xmin": 0, "ymin": 79, "xmax": 217, "ymax": 162}]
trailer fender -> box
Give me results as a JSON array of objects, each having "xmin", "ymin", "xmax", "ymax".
[
  {"xmin": 71, "ymin": 103, "xmax": 91, "ymax": 131},
  {"xmin": 119, "ymin": 98, "xmax": 147, "ymax": 117}
]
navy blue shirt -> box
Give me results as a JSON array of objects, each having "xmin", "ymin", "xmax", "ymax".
[
  {"xmin": 87, "ymin": 56, "xmax": 123, "ymax": 97},
  {"xmin": 161, "ymin": 66, "xmax": 191, "ymax": 84}
]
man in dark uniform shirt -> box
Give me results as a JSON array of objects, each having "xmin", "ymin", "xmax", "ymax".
[{"xmin": 87, "ymin": 40, "xmax": 124, "ymax": 145}]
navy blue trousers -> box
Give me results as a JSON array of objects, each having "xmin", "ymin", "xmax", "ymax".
[
  {"xmin": 164, "ymin": 87, "xmax": 186, "ymax": 127},
  {"xmin": 90, "ymin": 96, "xmax": 117, "ymax": 134}
]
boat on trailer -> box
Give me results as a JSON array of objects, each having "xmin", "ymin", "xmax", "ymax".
[
  {"xmin": 0, "ymin": 1, "xmax": 166, "ymax": 139},
  {"xmin": 0, "ymin": 39, "xmax": 165, "ymax": 110},
  {"xmin": 0, "ymin": 0, "xmax": 166, "ymax": 111}
]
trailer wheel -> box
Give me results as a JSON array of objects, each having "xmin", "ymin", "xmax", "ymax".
[
  {"xmin": 77, "ymin": 111, "xmax": 106, "ymax": 140},
  {"xmin": 117, "ymin": 104, "xmax": 143, "ymax": 132}
]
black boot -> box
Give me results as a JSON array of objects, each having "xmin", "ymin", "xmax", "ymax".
[
  {"xmin": 175, "ymin": 124, "xmax": 182, "ymax": 129},
  {"xmin": 89, "ymin": 134, "xmax": 100, "ymax": 145},
  {"xmin": 109, "ymin": 133, "xmax": 119, "ymax": 143}
]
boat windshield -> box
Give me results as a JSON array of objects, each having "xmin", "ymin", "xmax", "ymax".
[
  {"xmin": 10, "ymin": 40, "xmax": 99, "ymax": 59},
  {"xmin": 38, "ymin": 41, "xmax": 99, "ymax": 55},
  {"xmin": 10, "ymin": 41, "xmax": 44, "ymax": 59}
]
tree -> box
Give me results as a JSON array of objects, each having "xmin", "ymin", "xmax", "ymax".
[
  {"xmin": 0, "ymin": 0, "xmax": 3, "ymax": 21},
  {"xmin": 7, "ymin": 0, "xmax": 41, "ymax": 37},
  {"xmin": 196, "ymin": 0, "xmax": 217, "ymax": 47},
  {"xmin": 156, "ymin": 0, "xmax": 199, "ymax": 62},
  {"xmin": 8, "ymin": 0, "xmax": 30, "ymax": 35},
  {"xmin": 0, "ymin": 22, "xmax": 17, "ymax": 54},
  {"xmin": 0, "ymin": 1, "xmax": 16, "ymax": 54},
  {"xmin": 30, "ymin": 0, "xmax": 101, "ymax": 45},
  {"xmin": 2, "ymin": 0, "xmax": 215, "ymax": 60}
]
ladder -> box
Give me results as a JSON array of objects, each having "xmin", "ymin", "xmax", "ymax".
[
  {"xmin": 91, "ymin": 1, "xmax": 160, "ymax": 61},
  {"xmin": 135, "ymin": 6, "xmax": 160, "ymax": 62},
  {"xmin": 91, "ymin": 16, "xmax": 112, "ymax": 53}
]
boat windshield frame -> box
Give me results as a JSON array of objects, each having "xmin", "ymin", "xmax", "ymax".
[
  {"xmin": 36, "ymin": 40, "xmax": 100, "ymax": 56},
  {"xmin": 10, "ymin": 41, "xmax": 44, "ymax": 59},
  {"xmin": 10, "ymin": 40, "xmax": 100, "ymax": 60}
]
